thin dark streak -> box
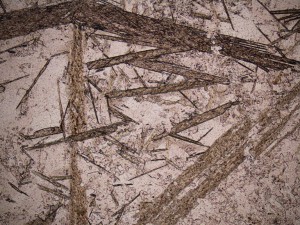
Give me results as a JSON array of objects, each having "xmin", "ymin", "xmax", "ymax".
[
  {"xmin": 256, "ymin": 26, "xmax": 272, "ymax": 43},
  {"xmin": 78, "ymin": 153, "xmax": 119, "ymax": 180},
  {"xmin": 256, "ymin": 0, "xmax": 289, "ymax": 30},
  {"xmin": 8, "ymin": 182, "xmax": 29, "ymax": 196},
  {"xmin": 187, "ymin": 151, "xmax": 206, "ymax": 159},
  {"xmin": 86, "ymin": 77, "xmax": 103, "ymax": 93},
  {"xmin": 106, "ymin": 135, "xmax": 137, "ymax": 153},
  {"xmin": 284, "ymin": 14, "xmax": 300, "ymax": 23},
  {"xmin": 106, "ymin": 96, "xmax": 112, "ymax": 123},
  {"xmin": 270, "ymin": 28, "xmax": 300, "ymax": 45},
  {"xmin": 128, "ymin": 164, "xmax": 167, "ymax": 181},
  {"xmin": 130, "ymin": 60, "xmax": 229, "ymax": 84},
  {"xmin": 60, "ymin": 100, "xmax": 70, "ymax": 135},
  {"xmin": 111, "ymin": 66, "xmax": 119, "ymax": 77},
  {"xmin": 151, "ymin": 158, "xmax": 166, "ymax": 161},
  {"xmin": 25, "ymin": 203, "xmax": 62, "ymax": 225},
  {"xmin": 221, "ymin": 0, "xmax": 234, "ymax": 30},
  {"xmin": 109, "ymin": 105, "xmax": 138, "ymax": 124},
  {"xmin": 32, "ymin": 170, "xmax": 68, "ymax": 190},
  {"xmin": 278, "ymin": 13, "xmax": 300, "ymax": 21},
  {"xmin": 258, "ymin": 65, "xmax": 270, "ymax": 73},
  {"xmin": 37, "ymin": 184, "xmax": 70, "ymax": 199},
  {"xmin": 133, "ymin": 68, "xmax": 147, "ymax": 87},
  {"xmin": 234, "ymin": 60, "xmax": 255, "ymax": 72},
  {"xmin": 111, "ymin": 190, "xmax": 119, "ymax": 206},
  {"xmin": 150, "ymin": 148, "xmax": 168, "ymax": 152},
  {"xmin": 256, "ymin": 25, "xmax": 286, "ymax": 58},
  {"xmin": 191, "ymin": 11, "xmax": 230, "ymax": 23},
  {"xmin": 169, "ymin": 133, "xmax": 207, "ymax": 147},
  {"xmin": 0, "ymin": 74, "xmax": 29, "ymax": 86},
  {"xmin": 16, "ymin": 56, "xmax": 53, "ymax": 109},
  {"xmin": 112, "ymin": 192, "xmax": 140, "ymax": 224},
  {"xmin": 179, "ymin": 90, "xmax": 198, "ymax": 108},
  {"xmin": 87, "ymin": 81, "xmax": 100, "ymax": 124},
  {"xmin": 0, "ymin": 39, "xmax": 34, "ymax": 55},
  {"xmin": 154, "ymin": 101, "xmax": 238, "ymax": 140},
  {"xmin": 270, "ymin": 9, "xmax": 300, "ymax": 14},
  {"xmin": 292, "ymin": 19, "xmax": 300, "ymax": 30},
  {"xmin": 70, "ymin": 101, "xmax": 81, "ymax": 115},
  {"xmin": 197, "ymin": 127, "xmax": 213, "ymax": 142},
  {"xmin": 168, "ymin": 0, "xmax": 176, "ymax": 23},
  {"xmin": 57, "ymin": 80, "xmax": 66, "ymax": 139}
]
